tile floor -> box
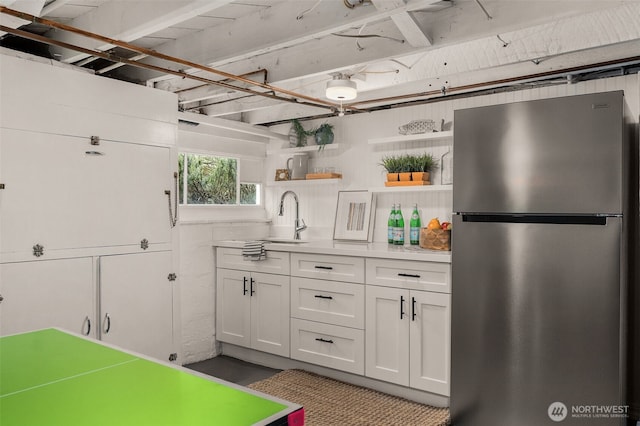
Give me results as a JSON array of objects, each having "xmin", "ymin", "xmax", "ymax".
[{"xmin": 185, "ymin": 355, "xmax": 281, "ymax": 386}]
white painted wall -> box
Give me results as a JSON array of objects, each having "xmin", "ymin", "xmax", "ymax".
[
  {"xmin": 180, "ymin": 73, "xmax": 638, "ymax": 364},
  {"xmin": 266, "ymin": 75, "xmax": 640, "ymax": 243}
]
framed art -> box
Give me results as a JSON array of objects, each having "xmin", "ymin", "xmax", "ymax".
[
  {"xmin": 275, "ymin": 168, "xmax": 290, "ymax": 181},
  {"xmin": 333, "ymin": 190, "xmax": 376, "ymax": 242}
]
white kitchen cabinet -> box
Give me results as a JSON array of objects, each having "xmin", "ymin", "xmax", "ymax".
[
  {"xmin": 216, "ymin": 268, "xmax": 290, "ymax": 357},
  {"xmin": 290, "ymin": 253, "xmax": 364, "ymax": 283},
  {"xmin": 290, "ymin": 318, "xmax": 364, "ymax": 375},
  {"xmin": 0, "ymin": 258, "xmax": 95, "ymax": 337},
  {"xmin": 99, "ymin": 251, "xmax": 176, "ymax": 362},
  {"xmin": 291, "ymin": 277, "xmax": 364, "ymax": 329},
  {"xmin": 0, "ymin": 128, "xmax": 172, "ymax": 260},
  {"xmin": 365, "ymin": 284, "xmax": 451, "ymax": 396}
]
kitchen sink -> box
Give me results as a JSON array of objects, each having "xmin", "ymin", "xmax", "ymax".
[{"xmin": 262, "ymin": 238, "xmax": 308, "ymax": 244}]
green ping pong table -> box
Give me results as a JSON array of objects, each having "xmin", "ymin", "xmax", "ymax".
[{"xmin": 0, "ymin": 328, "xmax": 304, "ymax": 426}]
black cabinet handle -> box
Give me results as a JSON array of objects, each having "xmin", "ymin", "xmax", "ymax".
[
  {"xmin": 400, "ymin": 295, "xmax": 405, "ymax": 319},
  {"xmin": 250, "ymin": 277, "xmax": 255, "ymax": 296},
  {"xmin": 315, "ymin": 337, "xmax": 334, "ymax": 344},
  {"xmin": 314, "ymin": 265, "xmax": 333, "ymax": 270},
  {"xmin": 398, "ymin": 273, "xmax": 421, "ymax": 278},
  {"xmin": 243, "ymin": 277, "xmax": 248, "ymax": 295},
  {"xmin": 314, "ymin": 295, "xmax": 333, "ymax": 300},
  {"xmin": 411, "ymin": 297, "xmax": 417, "ymax": 321}
]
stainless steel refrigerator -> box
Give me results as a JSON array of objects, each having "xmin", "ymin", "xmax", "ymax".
[{"xmin": 451, "ymin": 91, "xmax": 637, "ymax": 425}]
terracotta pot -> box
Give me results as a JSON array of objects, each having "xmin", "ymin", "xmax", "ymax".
[
  {"xmin": 399, "ymin": 172, "xmax": 412, "ymax": 182},
  {"xmin": 412, "ymin": 171, "xmax": 430, "ymax": 182},
  {"xmin": 386, "ymin": 173, "xmax": 399, "ymax": 182}
]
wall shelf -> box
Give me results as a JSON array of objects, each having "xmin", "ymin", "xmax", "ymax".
[
  {"xmin": 369, "ymin": 185, "xmax": 452, "ymax": 193},
  {"xmin": 267, "ymin": 143, "xmax": 340, "ymax": 155},
  {"xmin": 267, "ymin": 178, "xmax": 342, "ymax": 187},
  {"xmin": 368, "ymin": 131, "xmax": 453, "ymax": 146}
]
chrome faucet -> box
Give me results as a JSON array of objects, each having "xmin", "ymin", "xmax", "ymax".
[{"xmin": 279, "ymin": 190, "xmax": 307, "ymax": 240}]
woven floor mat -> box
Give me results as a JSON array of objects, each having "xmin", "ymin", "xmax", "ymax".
[{"xmin": 248, "ymin": 369, "xmax": 450, "ymax": 426}]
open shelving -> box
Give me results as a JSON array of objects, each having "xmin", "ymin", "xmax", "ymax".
[
  {"xmin": 369, "ymin": 185, "xmax": 452, "ymax": 193},
  {"xmin": 368, "ymin": 130, "xmax": 453, "ymax": 146},
  {"xmin": 267, "ymin": 143, "xmax": 341, "ymax": 155}
]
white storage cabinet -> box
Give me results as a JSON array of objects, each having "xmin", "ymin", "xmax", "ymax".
[
  {"xmin": 365, "ymin": 258, "xmax": 451, "ymax": 396},
  {"xmin": 216, "ymin": 248, "xmax": 290, "ymax": 357}
]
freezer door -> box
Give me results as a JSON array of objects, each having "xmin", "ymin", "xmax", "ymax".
[
  {"xmin": 453, "ymin": 91, "xmax": 624, "ymax": 214},
  {"xmin": 451, "ymin": 215, "xmax": 624, "ymax": 426}
]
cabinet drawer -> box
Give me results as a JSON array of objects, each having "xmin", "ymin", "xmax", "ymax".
[
  {"xmin": 366, "ymin": 259, "xmax": 451, "ymax": 293},
  {"xmin": 291, "ymin": 277, "xmax": 364, "ymax": 329},
  {"xmin": 216, "ymin": 247, "xmax": 290, "ymax": 275},
  {"xmin": 291, "ymin": 318, "xmax": 364, "ymax": 375},
  {"xmin": 291, "ymin": 253, "xmax": 364, "ymax": 283}
]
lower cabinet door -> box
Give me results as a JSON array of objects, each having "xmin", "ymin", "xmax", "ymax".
[
  {"xmin": 409, "ymin": 291, "xmax": 451, "ymax": 396},
  {"xmin": 216, "ymin": 268, "xmax": 252, "ymax": 347},
  {"xmin": 365, "ymin": 285, "xmax": 409, "ymax": 386},
  {"xmin": 291, "ymin": 318, "xmax": 364, "ymax": 375},
  {"xmin": 99, "ymin": 251, "xmax": 174, "ymax": 361},
  {"xmin": 0, "ymin": 258, "xmax": 95, "ymax": 337},
  {"xmin": 251, "ymin": 272, "xmax": 290, "ymax": 357}
]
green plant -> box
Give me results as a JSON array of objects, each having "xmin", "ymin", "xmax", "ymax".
[
  {"xmin": 379, "ymin": 155, "xmax": 403, "ymax": 173},
  {"xmin": 416, "ymin": 152, "xmax": 438, "ymax": 172},
  {"xmin": 291, "ymin": 119, "xmax": 313, "ymax": 147},
  {"xmin": 314, "ymin": 123, "xmax": 334, "ymax": 151}
]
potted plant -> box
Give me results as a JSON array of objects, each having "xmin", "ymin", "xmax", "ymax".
[
  {"xmin": 398, "ymin": 154, "xmax": 413, "ymax": 181},
  {"xmin": 379, "ymin": 155, "xmax": 403, "ymax": 181},
  {"xmin": 314, "ymin": 123, "xmax": 334, "ymax": 151},
  {"xmin": 412, "ymin": 152, "xmax": 438, "ymax": 182},
  {"xmin": 289, "ymin": 119, "xmax": 312, "ymax": 147}
]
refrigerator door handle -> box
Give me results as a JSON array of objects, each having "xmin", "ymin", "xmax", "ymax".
[{"xmin": 459, "ymin": 214, "xmax": 610, "ymax": 225}]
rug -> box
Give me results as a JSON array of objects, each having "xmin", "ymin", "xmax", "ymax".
[{"xmin": 248, "ymin": 369, "xmax": 450, "ymax": 426}]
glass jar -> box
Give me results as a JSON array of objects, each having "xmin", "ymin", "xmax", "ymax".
[{"xmin": 441, "ymin": 148, "xmax": 453, "ymax": 185}]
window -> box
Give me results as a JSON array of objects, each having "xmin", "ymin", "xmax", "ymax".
[{"xmin": 178, "ymin": 152, "xmax": 261, "ymax": 205}]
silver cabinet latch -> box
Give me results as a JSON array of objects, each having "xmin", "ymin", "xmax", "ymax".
[
  {"xmin": 140, "ymin": 239, "xmax": 149, "ymax": 250},
  {"xmin": 90, "ymin": 136, "xmax": 100, "ymax": 145},
  {"xmin": 33, "ymin": 244, "xmax": 44, "ymax": 257}
]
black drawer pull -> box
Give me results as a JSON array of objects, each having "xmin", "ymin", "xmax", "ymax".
[
  {"xmin": 314, "ymin": 265, "xmax": 333, "ymax": 270},
  {"xmin": 315, "ymin": 337, "xmax": 334, "ymax": 344},
  {"xmin": 314, "ymin": 295, "xmax": 333, "ymax": 300},
  {"xmin": 398, "ymin": 273, "xmax": 421, "ymax": 278}
]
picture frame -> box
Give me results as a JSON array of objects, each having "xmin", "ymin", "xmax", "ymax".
[
  {"xmin": 333, "ymin": 190, "xmax": 376, "ymax": 242},
  {"xmin": 275, "ymin": 168, "xmax": 290, "ymax": 181}
]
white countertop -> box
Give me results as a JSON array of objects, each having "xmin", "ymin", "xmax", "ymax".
[{"xmin": 213, "ymin": 239, "xmax": 451, "ymax": 263}]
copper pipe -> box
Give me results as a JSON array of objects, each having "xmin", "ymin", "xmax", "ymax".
[
  {"xmin": 175, "ymin": 69, "xmax": 268, "ymax": 96},
  {"xmin": 0, "ymin": 6, "xmax": 351, "ymax": 111},
  {"xmin": 0, "ymin": 24, "xmax": 335, "ymax": 111},
  {"xmin": 347, "ymin": 55, "xmax": 640, "ymax": 107}
]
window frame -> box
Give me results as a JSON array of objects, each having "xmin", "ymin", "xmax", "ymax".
[{"xmin": 178, "ymin": 150, "xmax": 263, "ymax": 207}]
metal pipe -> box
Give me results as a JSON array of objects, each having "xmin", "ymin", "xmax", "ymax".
[
  {"xmin": 0, "ymin": 6, "xmax": 349, "ymax": 112},
  {"xmin": 0, "ymin": 24, "xmax": 338, "ymax": 112}
]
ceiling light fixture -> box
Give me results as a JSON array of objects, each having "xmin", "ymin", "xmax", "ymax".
[{"xmin": 326, "ymin": 75, "xmax": 357, "ymax": 101}]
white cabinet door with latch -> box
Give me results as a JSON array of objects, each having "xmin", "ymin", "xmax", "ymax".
[
  {"xmin": 0, "ymin": 258, "xmax": 95, "ymax": 337},
  {"xmin": 99, "ymin": 251, "xmax": 175, "ymax": 361},
  {"xmin": 0, "ymin": 128, "xmax": 173, "ymax": 259}
]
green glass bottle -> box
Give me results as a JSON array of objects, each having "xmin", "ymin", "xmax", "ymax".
[
  {"xmin": 388, "ymin": 204, "xmax": 396, "ymax": 244},
  {"xmin": 410, "ymin": 204, "xmax": 421, "ymax": 245},
  {"xmin": 393, "ymin": 204, "xmax": 405, "ymax": 245}
]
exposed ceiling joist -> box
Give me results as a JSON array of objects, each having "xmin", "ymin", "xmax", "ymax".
[{"xmin": 49, "ymin": 0, "xmax": 235, "ymax": 63}]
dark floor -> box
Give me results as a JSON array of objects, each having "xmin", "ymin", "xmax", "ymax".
[{"xmin": 185, "ymin": 355, "xmax": 281, "ymax": 386}]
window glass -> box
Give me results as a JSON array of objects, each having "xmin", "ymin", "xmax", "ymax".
[{"xmin": 179, "ymin": 153, "xmax": 260, "ymax": 206}]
